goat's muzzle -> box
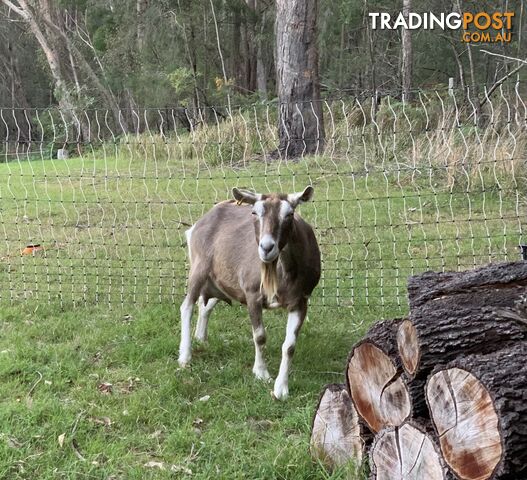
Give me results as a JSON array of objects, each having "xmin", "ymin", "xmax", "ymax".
[{"xmin": 258, "ymin": 235, "xmax": 278, "ymax": 263}]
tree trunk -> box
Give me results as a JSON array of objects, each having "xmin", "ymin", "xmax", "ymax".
[
  {"xmin": 137, "ymin": 0, "xmax": 148, "ymax": 50},
  {"xmin": 232, "ymin": 6, "xmax": 242, "ymax": 88},
  {"xmin": 370, "ymin": 421, "xmax": 455, "ymax": 480},
  {"xmin": 310, "ymin": 383, "xmax": 368, "ymax": 470},
  {"xmin": 427, "ymin": 343, "xmax": 527, "ymax": 480},
  {"xmin": 401, "ymin": 0, "xmax": 413, "ymax": 102},
  {"xmin": 275, "ymin": 0, "xmax": 324, "ymax": 158},
  {"xmin": 4, "ymin": 0, "xmax": 77, "ymax": 116},
  {"xmin": 255, "ymin": 0, "xmax": 267, "ymax": 99},
  {"xmin": 244, "ymin": 0, "xmax": 257, "ymax": 93},
  {"xmin": 40, "ymin": 11, "xmax": 123, "ymax": 130},
  {"xmin": 454, "ymin": 0, "xmax": 481, "ymax": 119},
  {"xmin": 450, "ymin": 41, "xmax": 466, "ymax": 96},
  {"xmin": 346, "ymin": 319, "xmax": 412, "ymax": 433}
]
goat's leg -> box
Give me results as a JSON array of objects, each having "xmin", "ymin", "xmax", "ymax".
[
  {"xmin": 194, "ymin": 297, "xmax": 218, "ymax": 342},
  {"xmin": 273, "ymin": 302, "xmax": 307, "ymax": 400},
  {"xmin": 248, "ymin": 299, "xmax": 271, "ymax": 381},
  {"xmin": 178, "ymin": 294, "xmax": 195, "ymax": 367},
  {"xmin": 178, "ymin": 288, "xmax": 201, "ymax": 367}
]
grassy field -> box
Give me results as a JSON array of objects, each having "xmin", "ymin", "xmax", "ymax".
[
  {"xmin": 0, "ymin": 119, "xmax": 525, "ymax": 478},
  {"xmin": 0, "ymin": 300, "xmax": 375, "ymax": 479}
]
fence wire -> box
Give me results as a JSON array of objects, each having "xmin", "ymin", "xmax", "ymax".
[{"xmin": 0, "ymin": 84, "xmax": 526, "ymax": 318}]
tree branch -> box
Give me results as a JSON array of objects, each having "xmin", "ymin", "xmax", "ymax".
[
  {"xmin": 0, "ymin": 0, "xmax": 27, "ymax": 19},
  {"xmin": 480, "ymin": 50, "xmax": 527, "ymax": 65}
]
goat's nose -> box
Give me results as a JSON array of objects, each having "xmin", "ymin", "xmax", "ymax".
[{"xmin": 260, "ymin": 238, "xmax": 275, "ymax": 254}]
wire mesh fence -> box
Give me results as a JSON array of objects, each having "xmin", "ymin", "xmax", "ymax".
[{"xmin": 0, "ymin": 84, "xmax": 526, "ymax": 317}]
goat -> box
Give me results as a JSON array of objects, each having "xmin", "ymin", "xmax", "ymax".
[{"xmin": 178, "ymin": 186, "xmax": 321, "ymax": 399}]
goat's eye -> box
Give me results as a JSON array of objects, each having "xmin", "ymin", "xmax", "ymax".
[{"xmin": 251, "ymin": 211, "xmax": 257, "ymax": 215}]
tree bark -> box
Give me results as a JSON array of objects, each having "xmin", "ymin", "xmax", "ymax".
[
  {"xmin": 401, "ymin": 0, "xmax": 413, "ymax": 102},
  {"xmin": 346, "ymin": 319, "xmax": 412, "ymax": 433},
  {"xmin": 310, "ymin": 383, "xmax": 368, "ymax": 470},
  {"xmin": 254, "ymin": 0, "xmax": 267, "ymax": 99},
  {"xmin": 397, "ymin": 262, "xmax": 527, "ymax": 423},
  {"xmin": 427, "ymin": 343, "xmax": 527, "ymax": 480},
  {"xmin": 370, "ymin": 421, "xmax": 455, "ymax": 480},
  {"xmin": 275, "ymin": 0, "xmax": 324, "ymax": 158},
  {"xmin": 407, "ymin": 262, "xmax": 527, "ymax": 313}
]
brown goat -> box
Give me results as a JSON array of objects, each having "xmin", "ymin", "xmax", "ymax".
[{"xmin": 178, "ymin": 186, "xmax": 321, "ymax": 399}]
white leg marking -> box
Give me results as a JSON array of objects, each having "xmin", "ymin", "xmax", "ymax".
[
  {"xmin": 195, "ymin": 297, "xmax": 218, "ymax": 342},
  {"xmin": 252, "ymin": 325, "xmax": 271, "ymax": 381},
  {"xmin": 273, "ymin": 310, "xmax": 302, "ymax": 400},
  {"xmin": 178, "ymin": 296, "xmax": 194, "ymax": 367}
]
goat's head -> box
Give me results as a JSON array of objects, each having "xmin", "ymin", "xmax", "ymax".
[{"xmin": 232, "ymin": 186, "xmax": 314, "ymax": 263}]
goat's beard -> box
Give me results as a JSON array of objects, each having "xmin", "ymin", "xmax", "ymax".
[{"xmin": 260, "ymin": 260, "xmax": 278, "ymax": 302}]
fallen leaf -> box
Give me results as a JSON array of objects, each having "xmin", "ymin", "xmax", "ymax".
[
  {"xmin": 144, "ymin": 461, "xmax": 165, "ymax": 470},
  {"xmin": 97, "ymin": 382, "xmax": 113, "ymax": 394},
  {"xmin": 192, "ymin": 418, "xmax": 204, "ymax": 427},
  {"xmin": 198, "ymin": 395, "xmax": 210, "ymax": 402},
  {"xmin": 7, "ymin": 436, "xmax": 22, "ymax": 449},
  {"xmin": 118, "ymin": 377, "xmax": 138, "ymax": 394},
  {"xmin": 44, "ymin": 380, "xmax": 52, "ymax": 385},
  {"xmin": 58, "ymin": 433, "xmax": 66, "ymax": 448},
  {"xmin": 170, "ymin": 464, "xmax": 192, "ymax": 475},
  {"xmin": 89, "ymin": 416, "xmax": 112, "ymax": 427}
]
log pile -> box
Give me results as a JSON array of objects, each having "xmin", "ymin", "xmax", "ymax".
[{"xmin": 310, "ymin": 262, "xmax": 527, "ymax": 479}]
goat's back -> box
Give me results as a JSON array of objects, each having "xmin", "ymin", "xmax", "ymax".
[{"xmin": 187, "ymin": 202, "xmax": 259, "ymax": 288}]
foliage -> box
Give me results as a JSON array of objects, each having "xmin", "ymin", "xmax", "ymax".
[{"xmin": 1, "ymin": 0, "xmax": 526, "ymax": 110}]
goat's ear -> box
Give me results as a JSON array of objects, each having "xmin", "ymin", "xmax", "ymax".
[
  {"xmin": 232, "ymin": 187, "xmax": 260, "ymax": 205},
  {"xmin": 288, "ymin": 186, "xmax": 314, "ymax": 207}
]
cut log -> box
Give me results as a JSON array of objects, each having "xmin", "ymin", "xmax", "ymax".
[
  {"xmin": 370, "ymin": 421, "xmax": 454, "ymax": 480},
  {"xmin": 397, "ymin": 318, "xmax": 419, "ymax": 377},
  {"xmin": 310, "ymin": 384, "xmax": 367, "ymax": 469},
  {"xmin": 397, "ymin": 263, "xmax": 526, "ymax": 388},
  {"xmin": 400, "ymin": 262, "xmax": 527, "ymax": 379},
  {"xmin": 426, "ymin": 343, "xmax": 527, "ymax": 480},
  {"xmin": 407, "ymin": 261, "xmax": 527, "ymax": 311},
  {"xmin": 346, "ymin": 319, "xmax": 412, "ymax": 433}
]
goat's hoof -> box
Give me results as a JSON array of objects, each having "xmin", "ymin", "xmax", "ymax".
[
  {"xmin": 271, "ymin": 383, "xmax": 289, "ymax": 400},
  {"xmin": 178, "ymin": 357, "xmax": 190, "ymax": 368},
  {"xmin": 253, "ymin": 367, "xmax": 272, "ymax": 382}
]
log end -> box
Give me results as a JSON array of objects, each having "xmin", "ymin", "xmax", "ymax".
[
  {"xmin": 310, "ymin": 384, "xmax": 365, "ymax": 469},
  {"xmin": 427, "ymin": 368, "xmax": 502, "ymax": 480},
  {"xmin": 347, "ymin": 341, "xmax": 411, "ymax": 433},
  {"xmin": 370, "ymin": 422, "xmax": 452, "ymax": 480},
  {"xmin": 397, "ymin": 318, "xmax": 420, "ymax": 377}
]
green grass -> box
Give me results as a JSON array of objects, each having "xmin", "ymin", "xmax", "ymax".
[
  {"xmin": 0, "ymin": 301, "xmax": 375, "ymax": 479},
  {"xmin": 0, "ymin": 128, "xmax": 525, "ymax": 477}
]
